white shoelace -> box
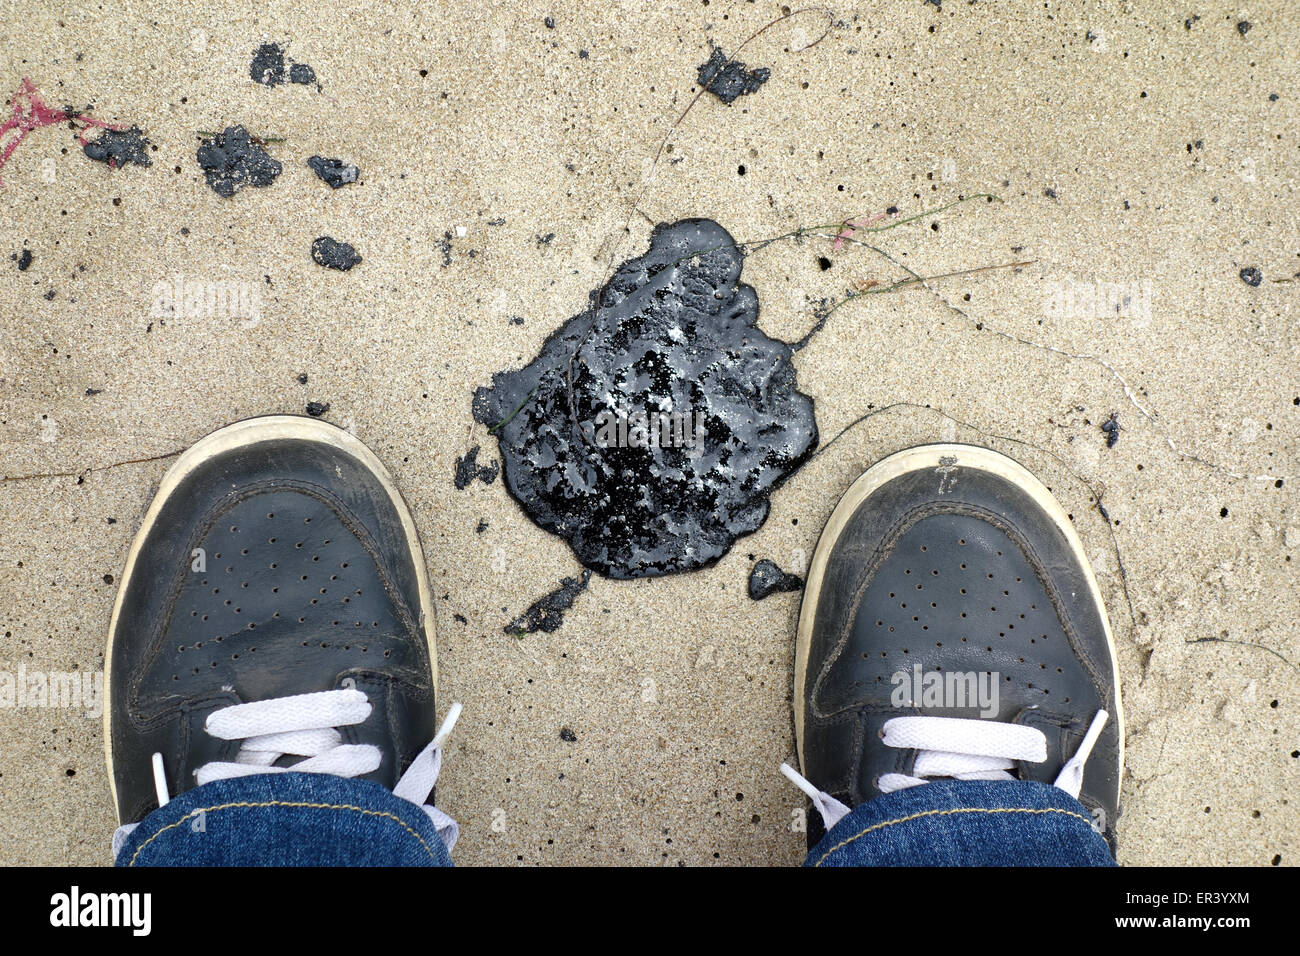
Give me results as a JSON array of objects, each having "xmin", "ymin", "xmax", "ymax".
[
  {"xmin": 113, "ymin": 689, "xmax": 461, "ymax": 859},
  {"xmin": 781, "ymin": 709, "xmax": 1108, "ymax": 832}
]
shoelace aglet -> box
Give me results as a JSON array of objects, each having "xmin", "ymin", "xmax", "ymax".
[
  {"xmin": 151, "ymin": 752, "xmax": 170, "ymax": 808},
  {"xmin": 779, "ymin": 762, "xmax": 818, "ymax": 800},
  {"xmin": 780, "ymin": 763, "xmax": 853, "ymax": 831},
  {"xmin": 431, "ymin": 701, "xmax": 463, "ymax": 752},
  {"xmin": 1052, "ymin": 709, "xmax": 1108, "ymax": 799}
]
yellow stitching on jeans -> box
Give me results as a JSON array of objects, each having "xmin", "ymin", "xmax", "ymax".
[
  {"xmin": 127, "ymin": 801, "xmax": 439, "ymax": 866},
  {"xmin": 812, "ymin": 807, "xmax": 1094, "ymax": 866}
]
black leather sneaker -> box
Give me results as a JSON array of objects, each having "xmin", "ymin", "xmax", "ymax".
[
  {"xmin": 791, "ymin": 443, "xmax": 1123, "ymax": 848},
  {"xmin": 105, "ymin": 416, "xmax": 453, "ymax": 834}
]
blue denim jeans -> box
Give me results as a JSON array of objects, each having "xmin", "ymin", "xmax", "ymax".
[
  {"xmin": 116, "ymin": 774, "xmax": 1111, "ymax": 866},
  {"xmin": 114, "ymin": 772, "xmax": 453, "ymax": 867},
  {"xmin": 807, "ymin": 779, "xmax": 1116, "ymax": 866}
]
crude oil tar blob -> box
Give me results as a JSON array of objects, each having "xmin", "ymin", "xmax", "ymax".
[
  {"xmin": 473, "ymin": 218, "xmax": 818, "ymax": 579},
  {"xmin": 453, "ymin": 445, "xmax": 499, "ymax": 489},
  {"xmin": 250, "ymin": 44, "xmax": 287, "ymax": 85},
  {"xmin": 251, "ymin": 43, "xmax": 319, "ymax": 88},
  {"xmin": 83, "ymin": 127, "xmax": 152, "ymax": 169},
  {"xmin": 197, "ymin": 126, "xmax": 282, "ymax": 198},
  {"xmin": 505, "ymin": 571, "xmax": 591, "ymax": 635},
  {"xmin": 311, "ymin": 236, "xmax": 361, "ymax": 271},
  {"xmin": 307, "ymin": 155, "xmax": 359, "ymax": 188},
  {"xmin": 748, "ymin": 559, "xmax": 803, "ymax": 600},
  {"xmin": 697, "ymin": 46, "xmax": 770, "ymax": 104}
]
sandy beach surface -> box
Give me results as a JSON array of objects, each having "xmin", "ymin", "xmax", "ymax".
[{"xmin": 0, "ymin": 1, "xmax": 1295, "ymax": 865}]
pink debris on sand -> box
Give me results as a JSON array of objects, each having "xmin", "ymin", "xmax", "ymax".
[
  {"xmin": 0, "ymin": 77, "xmax": 124, "ymax": 186},
  {"xmin": 832, "ymin": 210, "xmax": 893, "ymax": 250}
]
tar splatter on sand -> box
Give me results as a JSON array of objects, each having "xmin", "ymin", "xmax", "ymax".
[
  {"xmin": 505, "ymin": 570, "xmax": 592, "ymax": 635},
  {"xmin": 83, "ymin": 127, "xmax": 152, "ymax": 168},
  {"xmin": 250, "ymin": 43, "xmax": 318, "ymax": 87},
  {"xmin": 748, "ymin": 559, "xmax": 803, "ymax": 599},
  {"xmin": 197, "ymin": 126, "xmax": 282, "ymax": 198},
  {"xmin": 697, "ymin": 46, "xmax": 770, "ymax": 104},
  {"xmin": 473, "ymin": 218, "xmax": 818, "ymax": 579},
  {"xmin": 311, "ymin": 236, "xmax": 361, "ymax": 271},
  {"xmin": 453, "ymin": 445, "xmax": 499, "ymax": 489},
  {"xmin": 307, "ymin": 155, "xmax": 359, "ymax": 189}
]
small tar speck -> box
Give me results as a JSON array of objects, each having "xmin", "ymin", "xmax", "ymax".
[
  {"xmin": 1237, "ymin": 20, "xmax": 1251, "ymax": 37},
  {"xmin": 297, "ymin": 373, "xmax": 308, "ymax": 384},
  {"xmin": 505, "ymin": 571, "xmax": 591, "ymax": 635},
  {"xmin": 509, "ymin": 315, "xmax": 525, "ymax": 325},
  {"xmin": 43, "ymin": 289, "xmax": 55, "ymax": 300},
  {"xmin": 1239, "ymin": 266, "xmax": 1263, "ymax": 287},
  {"xmin": 311, "ymin": 236, "xmax": 362, "ymax": 271},
  {"xmin": 250, "ymin": 44, "xmax": 317, "ymax": 87},
  {"xmin": 476, "ymin": 519, "xmax": 489, "ymax": 533},
  {"xmin": 560, "ymin": 727, "xmax": 577, "ymax": 742},
  {"xmin": 748, "ymin": 559, "xmax": 803, "ymax": 600},
  {"xmin": 15, "ymin": 249, "xmax": 32, "ymax": 271},
  {"xmin": 84, "ymin": 387, "xmax": 102, "ymax": 396},
  {"xmin": 106, "ymin": 517, "xmax": 117, "ymax": 524},
  {"xmin": 251, "ymin": 43, "xmax": 286, "ymax": 85},
  {"xmin": 197, "ymin": 126, "xmax": 282, "ymax": 197},
  {"xmin": 545, "ymin": 16, "xmax": 555, "ymax": 28},
  {"xmin": 83, "ymin": 126, "xmax": 152, "ymax": 169},
  {"xmin": 307, "ymin": 155, "xmax": 359, "ymax": 189},
  {"xmin": 537, "ymin": 232, "xmax": 555, "ymax": 246},
  {"xmin": 1269, "ymin": 93, "xmax": 1279, "ymax": 102},
  {"xmin": 697, "ymin": 46, "xmax": 770, "ymax": 104},
  {"xmin": 453, "ymin": 445, "xmax": 500, "ymax": 490},
  {"xmin": 439, "ymin": 231, "xmax": 453, "ymax": 267},
  {"xmin": 578, "ymin": 49, "xmax": 589, "ymax": 59},
  {"xmin": 1044, "ymin": 187, "xmax": 1057, "ymax": 199},
  {"xmin": 305, "ymin": 401, "xmax": 330, "ymax": 417},
  {"xmin": 453, "ymin": 613, "xmax": 468, "ymax": 625},
  {"xmin": 1100, "ymin": 412, "xmax": 1121, "ymax": 448}
]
